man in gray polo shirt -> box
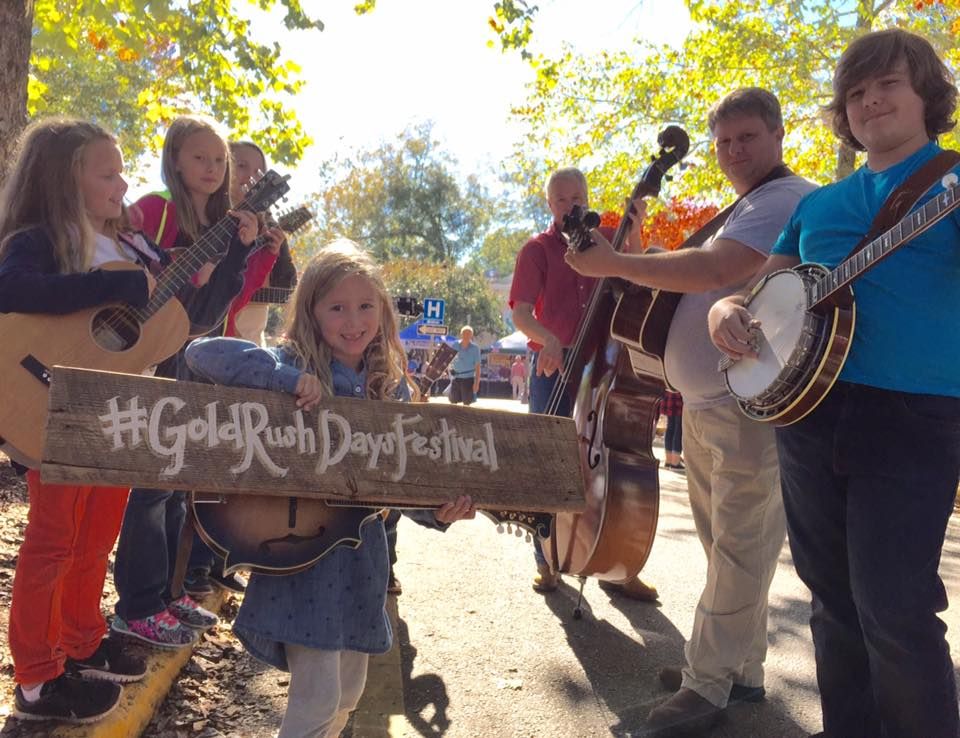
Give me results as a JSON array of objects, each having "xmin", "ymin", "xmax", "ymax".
[
  {"xmin": 565, "ymin": 88, "xmax": 816, "ymax": 736},
  {"xmin": 448, "ymin": 326, "xmax": 481, "ymax": 405}
]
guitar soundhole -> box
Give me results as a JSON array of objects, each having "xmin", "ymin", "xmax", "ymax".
[{"xmin": 91, "ymin": 307, "xmax": 141, "ymax": 352}]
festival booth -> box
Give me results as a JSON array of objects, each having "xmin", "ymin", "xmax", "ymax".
[
  {"xmin": 482, "ymin": 329, "xmax": 530, "ymax": 399},
  {"xmin": 490, "ymin": 329, "xmax": 530, "ymax": 354}
]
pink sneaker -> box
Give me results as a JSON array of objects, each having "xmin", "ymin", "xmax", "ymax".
[
  {"xmin": 168, "ymin": 594, "xmax": 219, "ymax": 630},
  {"xmin": 111, "ymin": 610, "xmax": 197, "ymax": 649}
]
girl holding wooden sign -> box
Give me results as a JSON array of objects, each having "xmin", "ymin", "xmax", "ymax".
[{"xmin": 185, "ymin": 239, "xmax": 475, "ymax": 738}]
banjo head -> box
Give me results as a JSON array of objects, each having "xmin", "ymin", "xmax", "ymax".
[{"xmin": 725, "ymin": 270, "xmax": 810, "ymax": 401}]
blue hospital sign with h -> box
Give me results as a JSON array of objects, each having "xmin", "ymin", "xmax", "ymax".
[{"xmin": 423, "ymin": 298, "xmax": 445, "ymax": 325}]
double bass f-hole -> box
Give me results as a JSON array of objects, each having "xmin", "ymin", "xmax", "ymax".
[{"xmin": 586, "ymin": 410, "xmax": 601, "ymax": 469}]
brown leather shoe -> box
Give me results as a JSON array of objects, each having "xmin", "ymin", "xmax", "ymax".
[
  {"xmin": 387, "ymin": 573, "xmax": 402, "ymax": 595},
  {"xmin": 646, "ymin": 687, "xmax": 723, "ymax": 736},
  {"xmin": 598, "ymin": 575, "xmax": 659, "ymax": 602},
  {"xmin": 532, "ymin": 564, "xmax": 559, "ymax": 593},
  {"xmin": 658, "ymin": 667, "xmax": 765, "ymax": 703}
]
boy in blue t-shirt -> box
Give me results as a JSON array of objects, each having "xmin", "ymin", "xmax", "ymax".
[{"xmin": 710, "ymin": 29, "xmax": 960, "ymax": 738}]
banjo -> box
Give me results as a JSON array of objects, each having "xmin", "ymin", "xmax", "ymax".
[{"xmin": 721, "ymin": 171, "xmax": 959, "ymax": 426}]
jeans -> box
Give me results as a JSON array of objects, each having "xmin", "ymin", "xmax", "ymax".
[
  {"xmin": 776, "ymin": 382, "xmax": 960, "ymax": 738},
  {"xmin": 664, "ymin": 414, "xmax": 683, "ymax": 454},
  {"xmin": 114, "ymin": 488, "xmax": 187, "ymax": 620},
  {"xmin": 529, "ymin": 350, "xmax": 571, "ymax": 566}
]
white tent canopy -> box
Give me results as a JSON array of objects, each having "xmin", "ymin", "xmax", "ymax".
[{"xmin": 491, "ymin": 329, "xmax": 529, "ymax": 353}]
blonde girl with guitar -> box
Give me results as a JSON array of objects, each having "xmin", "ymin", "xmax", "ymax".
[
  {"xmin": 0, "ymin": 119, "xmax": 158, "ymax": 723},
  {"xmin": 111, "ymin": 115, "xmax": 268, "ymax": 648},
  {"xmin": 184, "ymin": 239, "xmax": 475, "ymax": 738}
]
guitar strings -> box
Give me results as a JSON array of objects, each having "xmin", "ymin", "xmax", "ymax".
[{"xmin": 72, "ymin": 176, "xmax": 284, "ymax": 349}]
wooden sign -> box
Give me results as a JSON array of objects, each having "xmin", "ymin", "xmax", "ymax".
[{"xmin": 41, "ymin": 367, "xmax": 585, "ymax": 512}]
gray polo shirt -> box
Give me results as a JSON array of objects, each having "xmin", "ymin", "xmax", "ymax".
[{"xmin": 662, "ymin": 175, "xmax": 817, "ymax": 410}]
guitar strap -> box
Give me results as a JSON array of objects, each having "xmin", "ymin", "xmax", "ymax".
[
  {"xmin": 675, "ymin": 164, "xmax": 796, "ymax": 251},
  {"xmin": 844, "ymin": 149, "xmax": 960, "ymax": 260}
]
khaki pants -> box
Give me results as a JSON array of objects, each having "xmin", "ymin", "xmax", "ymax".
[
  {"xmin": 680, "ymin": 401, "xmax": 785, "ymax": 708},
  {"xmin": 278, "ymin": 645, "xmax": 369, "ymax": 738}
]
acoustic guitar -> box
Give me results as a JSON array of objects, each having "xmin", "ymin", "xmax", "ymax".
[
  {"xmin": 247, "ymin": 205, "xmax": 314, "ymax": 306},
  {"xmin": 0, "ymin": 170, "xmax": 290, "ymax": 466}
]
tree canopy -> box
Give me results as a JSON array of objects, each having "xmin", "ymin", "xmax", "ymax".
[
  {"xmin": 381, "ymin": 259, "xmax": 507, "ymax": 339},
  {"xmin": 27, "ymin": 0, "xmax": 322, "ymax": 168},
  {"xmin": 502, "ymin": 0, "xmax": 960, "ymax": 210},
  {"xmin": 308, "ymin": 123, "xmax": 506, "ymax": 265}
]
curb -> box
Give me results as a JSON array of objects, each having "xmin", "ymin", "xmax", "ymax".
[
  {"xmin": 51, "ymin": 590, "xmax": 227, "ymax": 738},
  {"xmin": 45, "ymin": 591, "xmax": 409, "ymax": 737},
  {"xmin": 349, "ymin": 595, "xmax": 413, "ymax": 737}
]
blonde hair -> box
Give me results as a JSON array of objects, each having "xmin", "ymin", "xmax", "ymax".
[
  {"xmin": 0, "ymin": 118, "xmax": 121, "ymax": 273},
  {"xmin": 160, "ymin": 115, "xmax": 232, "ymax": 242},
  {"xmin": 281, "ymin": 239, "xmax": 410, "ymax": 400}
]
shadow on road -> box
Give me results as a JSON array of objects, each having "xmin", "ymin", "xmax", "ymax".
[
  {"xmin": 397, "ymin": 616, "xmax": 451, "ymax": 737},
  {"xmin": 542, "ymin": 577, "xmax": 813, "ymax": 737}
]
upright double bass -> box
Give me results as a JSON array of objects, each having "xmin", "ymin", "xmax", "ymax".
[{"xmin": 540, "ymin": 126, "xmax": 690, "ymax": 584}]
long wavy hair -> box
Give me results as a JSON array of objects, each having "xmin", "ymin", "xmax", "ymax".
[
  {"xmin": 160, "ymin": 115, "xmax": 232, "ymax": 241},
  {"xmin": 0, "ymin": 118, "xmax": 122, "ymax": 273},
  {"xmin": 281, "ymin": 239, "xmax": 410, "ymax": 400}
]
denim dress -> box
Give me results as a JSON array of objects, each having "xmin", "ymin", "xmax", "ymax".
[{"xmin": 185, "ymin": 337, "xmax": 442, "ymax": 670}]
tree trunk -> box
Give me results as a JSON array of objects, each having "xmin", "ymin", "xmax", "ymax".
[
  {"xmin": 0, "ymin": 0, "xmax": 34, "ymax": 188},
  {"xmin": 835, "ymin": 144, "xmax": 857, "ymax": 180}
]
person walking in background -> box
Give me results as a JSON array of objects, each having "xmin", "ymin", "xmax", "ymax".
[
  {"xmin": 510, "ymin": 355, "xmax": 527, "ymax": 402},
  {"xmin": 448, "ymin": 326, "xmax": 481, "ymax": 406},
  {"xmin": 662, "ymin": 390, "xmax": 684, "ymax": 472}
]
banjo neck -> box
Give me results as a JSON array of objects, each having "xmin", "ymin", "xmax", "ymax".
[{"xmin": 811, "ymin": 178, "xmax": 959, "ymax": 310}]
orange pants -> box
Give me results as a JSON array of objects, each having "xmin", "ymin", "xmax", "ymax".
[{"xmin": 8, "ymin": 470, "xmax": 128, "ymax": 684}]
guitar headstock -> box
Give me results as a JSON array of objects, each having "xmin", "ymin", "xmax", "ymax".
[
  {"xmin": 560, "ymin": 205, "xmax": 602, "ymax": 253},
  {"xmin": 237, "ymin": 170, "xmax": 291, "ymax": 214},
  {"xmin": 276, "ymin": 205, "xmax": 314, "ymax": 236}
]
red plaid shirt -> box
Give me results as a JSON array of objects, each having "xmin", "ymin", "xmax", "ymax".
[{"xmin": 662, "ymin": 390, "xmax": 683, "ymax": 416}]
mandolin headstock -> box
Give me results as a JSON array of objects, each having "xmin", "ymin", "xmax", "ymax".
[{"xmin": 481, "ymin": 510, "xmax": 552, "ymax": 541}]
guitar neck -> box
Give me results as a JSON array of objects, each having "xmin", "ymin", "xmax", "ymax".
[
  {"xmin": 138, "ymin": 219, "xmax": 238, "ymax": 321},
  {"xmin": 250, "ymin": 286, "xmax": 294, "ymax": 305},
  {"xmin": 416, "ymin": 344, "xmax": 457, "ymax": 395},
  {"xmin": 812, "ymin": 180, "xmax": 959, "ymax": 308}
]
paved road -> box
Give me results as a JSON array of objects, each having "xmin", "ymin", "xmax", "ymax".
[{"xmin": 369, "ymin": 395, "xmax": 960, "ymax": 738}]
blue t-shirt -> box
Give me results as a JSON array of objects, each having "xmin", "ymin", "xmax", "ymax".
[
  {"xmin": 450, "ymin": 341, "xmax": 481, "ymax": 378},
  {"xmin": 771, "ymin": 142, "xmax": 960, "ymax": 397}
]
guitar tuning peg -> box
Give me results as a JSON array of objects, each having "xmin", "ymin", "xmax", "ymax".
[
  {"xmin": 506, "ymin": 523, "xmax": 513, "ymax": 535},
  {"xmin": 496, "ymin": 524, "xmax": 504, "ymax": 534},
  {"xmin": 525, "ymin": 532, "xmax": 532, "ymax": 543},
  {"xmin": 514, "ymin": 527, "xmax": 523, "ymax": 538}
]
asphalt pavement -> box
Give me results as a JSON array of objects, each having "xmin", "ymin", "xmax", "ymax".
[{"xmin": 355, "ymin": 394, "xmax": 960, "ymax": 738}]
